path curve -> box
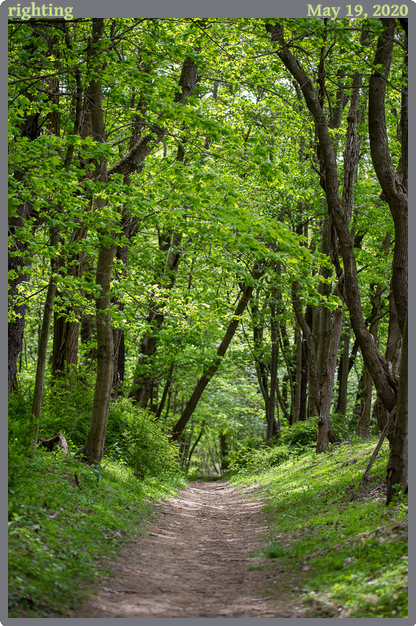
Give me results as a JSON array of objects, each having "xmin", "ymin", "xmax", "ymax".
[{"xmin": 78, "ymin": 481, "xmax": 301, "ymax": 618}]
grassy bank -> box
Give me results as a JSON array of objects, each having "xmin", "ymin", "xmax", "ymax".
[
  {"xmin": 230, "ymin": 438, "xmax": 408, "ymax": 618},
  {"xmin": 8, "ymin": 448, "xmax": 186, "ymax": 618}
]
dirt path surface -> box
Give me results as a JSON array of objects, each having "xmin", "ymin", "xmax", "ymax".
[{"xmin": 78, "ymin": 481, "xmax": 303, "ymax": 618}]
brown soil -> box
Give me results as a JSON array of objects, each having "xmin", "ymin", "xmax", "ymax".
[{"xmin": 75, "ymin": 481, "xmax": 306, "ymax": 618}]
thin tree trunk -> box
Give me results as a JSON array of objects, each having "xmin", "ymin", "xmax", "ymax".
[
  {"xmin": 299, "ymin": 335, "xmax": 308, "ymax": 421},
  {"xmin": 219, "ymin": 432, "xmax": 229, "ymax": 473},
  {"xmin": 293, "ymin": 322, "xmax": 302, "ymax": 423},
  {"xmin": 372, "ymin": 284, "xmax": 402, "ymax": 435},
  {"xmin": 186, "ymin": 421, "xmax": 205, "ymax": 472},
  {"xmin": 172, "ymin": 268, "xmax": 263, "ymax": 440},
  {"xmin": 8, "ymin": 200, "xmax": 32, "ymax": 395},
  {"xmin": 156, "ymin": 363, "xmax": 174, "ymax": 418},
  {"xmin": 316, "ymin": 309, "xmax": 344, "ymax": 452},
  {"xmin": 266, "ymin": 293, "xmax": 279, "ymax": 440},
  {"xmin": 30, "ymin": 229, "xmax": 59, "ymax": 446}
]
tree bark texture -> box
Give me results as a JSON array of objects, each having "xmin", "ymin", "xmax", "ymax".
[
  {"xmin": 336, "ymin": 326, "xmax": 350, "ymax": 416},
  {"xmin": 355, "ymin": 281, "xmax": 384, "ymax": 438}
]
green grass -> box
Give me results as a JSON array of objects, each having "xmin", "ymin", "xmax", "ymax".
[
  {"xmin": 8, "ymin": 447, "xmax": 186, "ymax": 618},
  {"xmin": 230, "ymin": 438, "xmax": 408, "ymax": 618}
]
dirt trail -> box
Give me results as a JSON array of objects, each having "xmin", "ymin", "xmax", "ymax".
[{"xmin": 78, "ymin": 481, "xmax": 303, "ymax": 618}]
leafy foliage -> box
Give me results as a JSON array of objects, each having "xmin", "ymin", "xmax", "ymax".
[{"xmin": 119, "ymin": 403, "xmax": 181, "ymax": 479}]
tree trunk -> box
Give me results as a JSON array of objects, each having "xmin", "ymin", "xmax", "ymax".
[
  {"xmin": 372, "ymin": 284, "xmax": 402, "ymax": 435},
  {"xmin": 336, "ymin": 326, "xmax": 350, "ymax": 416},
  {"xmin": 386, "ymin": 311, "xmax": 408, "ymax": 503},
  {"xmin": 368, "ymin": 19, "xmax": 407, "ymax": 335},
  {"xmin": 354, "ymin": 367, "xmax": 374, "ymax": 439},
  {"xmin": 30, "ymin": 228, "xmax": 59, "ymax": 445},
  {"xmin": 355, "ymin": 280, "xmax": 384, "ymax": 437},
  {"xmin": 156, "ymin": 363, "xmax": 174, "ymax": 418},
  {"xmin": 219, "ymin": 432, "xmax": 229, "ymax": 473},
  {"xmin": 293, "ymin": 321, "xmax": 302, "ymax": 422},
  {"xmin": 316, "ymin": 309, "xmax": 344, "ymax": 452},
  {"xmin": 172, "ymin": 268, "xmax": 263, "ymax": 440},
  {"xmin": 82, "ymin": 18, "xmax": 115, "ymax": 465},
  {"xmin": 129, "ymin": 231, "xmax": 183, "ymax": 405},
  {"xmin": 8, "ymin": 200, "xmax": 32, "ymax": 395},
  {"xmin": 266, "ymin": 294, "xmax": 280, "ymax": 440},
  {"xmin": 299, "ymin": 334, "xmax": 308, "ymax": 421}
]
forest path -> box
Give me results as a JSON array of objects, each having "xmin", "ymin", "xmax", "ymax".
[{"xmin": 77, "ymin": 481, "xmax": 304, "ymax": 618}]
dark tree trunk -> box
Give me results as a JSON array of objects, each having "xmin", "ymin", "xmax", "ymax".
[
  {"xmin": 373, "ymin": 284, "xmax": 402, "ymax": 435},
  {"xmin": 219, "ymin": 432, "xmax": 229, "ymax": 473},
  {"xmin": 156, "ymin": 363, "xmax": 174, "ymax": 418},
  {"xmin": 386, "ymin": 312, "xmax": 408, "ymax": 503},
  {"xmin": 83, "ymin": 19, "xmax": 116, "ymax": 465},
  {"xmin": 266, "ymin": 292, "xmax": 280, "ymax": 440},
  {"xmin": 293, "ymin": 321, "xmax": 302, "ymax": 422},
  {"xmin": 52, "ymin": 315, "xmax": 80, "ymax": 378},
  {"xmin": 355, "ymin": 281, "xmax": 384, "ymax": 438},
  {"xmin": 336, "ymin": 326, "xmax": 350, "ymax": 416},
  {"xmin": 129, "ymin": 231, "xmax": 183, "ymax": 406},
  {"xmin": 368, "ymin": 19, "xmax": 407, "ymax": 335},
  {"xmin": 299, "ymin": 335, "xmax": 308, "ymax": 421}
]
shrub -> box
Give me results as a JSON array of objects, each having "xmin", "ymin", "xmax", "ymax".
[
  {"xmin": 39, "ymin": 367, "xmax": 95, "ymax": 447},
  {"xmin": 119, "ymin": 403, "xmax": 181, "ymax": 479},
  {"xmin": 228, "ymin": 440, "xmax": 290, "ymax": 471},
  {"xmin": 278, "ymin": 417, "xmax": 317, "ymax": 448}
]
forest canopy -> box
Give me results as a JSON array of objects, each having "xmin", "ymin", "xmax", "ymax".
[{"xmin": 8, "ymin": 17, "xmax": 407, "ymax": 499}]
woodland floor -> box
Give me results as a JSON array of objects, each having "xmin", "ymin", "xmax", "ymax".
[{"xmin": 73, "ymin": 480, "xmax": 309, "ymax": 618}]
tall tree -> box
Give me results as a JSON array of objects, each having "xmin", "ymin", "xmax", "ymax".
[{"xmin": 265, "ymin": 19, "xmax": 398, "ymax": 416}]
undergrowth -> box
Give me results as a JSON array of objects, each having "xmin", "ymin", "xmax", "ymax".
[
  {"xmin": 8, "ymin": 446, "xmax": 186, "ymax": 618},
  {"xmin": 230, "ymin": 438, "xmax": 408, "ymax": 618}
]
